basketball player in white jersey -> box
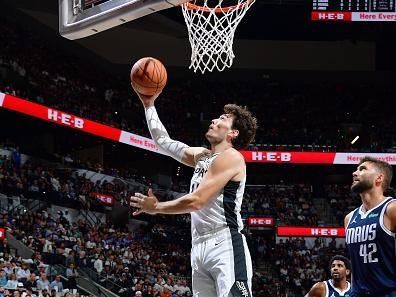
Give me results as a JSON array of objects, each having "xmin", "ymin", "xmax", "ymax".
[
  {"xmin": 305, "ymin": 255, "xmax": 352, "ymax": 297},
  {"xmin": 130, "ymin": 89, "xmax": 258, "ymax": 297}
]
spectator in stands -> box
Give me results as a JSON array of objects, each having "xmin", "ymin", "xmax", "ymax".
[
  {"xmin": 36, "ymin": 273, "xmax": 50, "ymax": 291},
  {"xmin": 0, "ymin": 271, "xmax": 7, "ymax": 286},
  {"xmin": 184, "ymin": 282, "xmax": 192, "ymax": 295},
  {"xmin": 149, "ymin": 288, "xmax": 160, "ymax": 297},
  {"xmin": 174, "ymin": 280, "xmax": 190, "ymax": 295},
  {"xmin": 116, "ymin": 272, "xmax": 132, "ymax": 296},
  {"xmin": 153, "ymin": 276, "xmax": 165, "ymax": 292},
  {"xmin": 93, "ymin": 254, "xmax": 104, "ymax": 274},
  {"xmin": 7, "ymin": 262, "xmax": 17, "ymax": 278},
  {"xmin": 0, "ymin": 239, "xmax": 10, "ymax": 255},
  {"xmin": 5, "ymin": 273, "xmax": 17, "ymax": 290},
  {"xmin": 37, "ymin": 263, "xmax": 48, "ymax": 277},
  {"xmin": 163, "ymin": 278, "xmax": 174, "ymax": 293},
  {"xmin": 50, "ymin": 288, "xmax": 57, "ymax": 297},
  {"xmin": 63, "ymin": 291, "xmax": 73, "ymax": 297},
  {"xmin": 122, "ymin": 267, "xmax": 132, "ymax": 280},
  {"xmin": 49, "ymin": 275, "xmax": 63, "ymax": 293},
  {"xmin": 16, "ymin": 282, "xmax": 24, "ymax": 294},
  {"xmin": 99, "ymin": 262, "xmax": 114, "ymax": 285},
  {"xmin": 11, "ymin": 147, "xmax": 21, "ymax": 169},
  {"xmin": 65, "ymin": 251, "xmax": 75, "ymax": 268},
  {"xmin": 23, "ymin": 274, "xmax": 37, "ymax": 291},
  {"xmin": 2, "ymin": 263, "xmax": 13, "ymax": 277},
  {"xmin": 160, "ymin": 287, "xmax": 172, "ymax": 297},
  {"xmin": 16, "ymin": 263, "xmax": 30, "ymax": 282},
  {"xmin": 65, "ymin": 263, "xmax": 78, "ymax": 290},
  {"xmin": 76, "ymin": 251, "xmax": 87, "ymax": 268},
  {"xmin": 131, "ymin": 283, "xmax": 144, "ymax": 296}
]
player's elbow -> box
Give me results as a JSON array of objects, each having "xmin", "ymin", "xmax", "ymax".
[
  {"xmin": 187, "ymin": 195, "xmax": 206, "ymax": 211},
  {"xmin": 189, "ymin": 198, "xmax": 204, "ymax": 211}
]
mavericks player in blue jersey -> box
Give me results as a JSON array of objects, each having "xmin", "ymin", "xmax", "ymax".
[
  {"xmin": 345, "ymin": 156, "xmax": 396, "ymax": 297},
  {"xmin": 130, "ymin": 88, "xmax": 258, "ymax": 296},
  {"xmin": 305, "ymin": 255, "xmax": 352, "ymax": 297}
]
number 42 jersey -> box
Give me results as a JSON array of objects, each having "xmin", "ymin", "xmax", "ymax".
[{"xmin": 346, "ymin": 197, "xmax": 396, "ymax": 294}]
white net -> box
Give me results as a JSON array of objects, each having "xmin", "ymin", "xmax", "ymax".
[{"xmin": 181, "ymin": 0, "xmax": 255, "ymax": 74}]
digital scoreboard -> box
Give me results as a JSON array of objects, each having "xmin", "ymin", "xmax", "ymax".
[{"xmin": 312, "ymin": 0, "xmax": 396, "ymax": 21}]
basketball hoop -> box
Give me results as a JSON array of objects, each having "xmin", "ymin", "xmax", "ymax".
[{"xmin": 181, "ymin": 0, "xmax": 255, "ymax": 74}]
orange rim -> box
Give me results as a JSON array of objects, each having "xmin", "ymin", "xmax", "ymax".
[{"xmin": 184, "ymin": 0, "xmax": 253, "ymax": 13}]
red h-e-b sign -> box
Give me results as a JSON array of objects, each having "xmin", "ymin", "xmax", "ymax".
[
  {"xmin": 0, "ymin": 228, "xmax": 5, "ymax": 240},
  {"xmin": 311, "ymin": 12, "xmax": 352, "ymax": 21},
  {"xmin": 277, "ymin": 226, "xmax": 345, "ymax": 237},
  {"xmin": 248, "ymin": 217, "xmax": 274, "ymax": 227}
]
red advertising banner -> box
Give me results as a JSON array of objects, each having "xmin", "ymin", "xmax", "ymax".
[
  {"xmin": 1, "ymin": 94, "xmax": 121, "ymax": 141},
  {"xmin": 248, "ymin": 217, "xmax": 274, "ymax": 227},
  {"xmin": 0, "ymin": 227, "xmax": 5, "ymax": 240},
  {"xmin": 240, "ymin": 151, "xmax": 337, "ymax": 164},
  {"xmin": 0, "ymin": 92, "xmax": 165, "ymax": 154},
  {"xmin": 311, "ymin": 11, "xmax": 352, "ymax": 21},
  {"xmin": 240, "ymin": 151, "xmax": 396, "ymax": 165},
  {"xmin": 2, "ymin": 92, "xmax": 396, "ymax": 164},
  {"xmin": 91, "ymin": 192, "xmax": 114, "ymax": 205},
  {"xmin": 277, "ymin": 226, "xmax": 345, "ymax": 237},
  {"xmin": 312, "ymin": 11, "xmax": 396, "ymax": 22}
]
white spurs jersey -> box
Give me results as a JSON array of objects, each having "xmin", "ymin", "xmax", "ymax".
[{"xmin": 190, "ymin": 152, "xmax": 246, "ymax": 241}]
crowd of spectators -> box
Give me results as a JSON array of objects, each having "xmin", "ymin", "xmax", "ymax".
[
  {"xmin": 2, "ymin": 207, "xmax": 192, "ymax": 297},
  {"xmin": 242, "ymin": 184, "xmax": 318, "ymax": 226},
  {"xmin": 325, "ymin": 184, "xmax": 361, "ymax": 225},
  {"xmin": 0, "ymin": 235, "xmax": 79, "ymax": 297},
  {"xmin": 0, "ymin": 149, "xmax": 129, "ymax": 211},
  {"xmin": 2, "ymin": 18, "xmax": 396, "ymax": 152}
]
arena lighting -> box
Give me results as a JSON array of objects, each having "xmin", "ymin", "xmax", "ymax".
[{"xmin": 351, "ymin": 136, "xmax": 360, "ymax": 144}]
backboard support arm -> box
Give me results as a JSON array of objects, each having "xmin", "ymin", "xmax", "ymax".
[{"xmin": 59, "ymin": 0, "xmax": 188, "ymax": 40}]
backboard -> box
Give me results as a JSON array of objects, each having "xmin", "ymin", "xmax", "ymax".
[{"xmin": 59, "ymin": 0, "xmax": 188, "ymax": 40}]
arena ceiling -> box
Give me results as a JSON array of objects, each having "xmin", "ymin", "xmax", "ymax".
[
  {"xmin": 4, "ymin": 0, "xmax": 396, "ymax": 70},
  {"xmin": 4, "ymin": 0, "xmax": 383, "ymax": 41}
]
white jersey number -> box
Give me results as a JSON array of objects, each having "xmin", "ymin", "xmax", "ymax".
[{"xmin": 359, "ymin": 243, "xmax": 379, "ymax": 263}]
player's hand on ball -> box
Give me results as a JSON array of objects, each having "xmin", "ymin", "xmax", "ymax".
[
  {"xmin": 130, "ymin": 188, "xmax": 158, "ymax": 216},
  {"xmin": 130, "ymin": 57, "xmax": 167, "ymax": 108},
  {"xmin": 131, "ymin": 85, "xmax": 161, "ymax": 108}
]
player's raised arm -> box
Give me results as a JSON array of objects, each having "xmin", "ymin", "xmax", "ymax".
[
  {"xmin": 132, "ymin": 84, "xmax": 209, "ymax": 168},
  {"xmin": 304, "ymin": 282, "xmax": 325, "ymax": 297}
]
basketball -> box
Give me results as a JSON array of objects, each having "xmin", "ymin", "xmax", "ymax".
[{"xmin": 130, "ymin": 57, "xmax": 167, "ymax": 96}]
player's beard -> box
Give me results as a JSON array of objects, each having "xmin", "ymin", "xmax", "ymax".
[
  {"xmin": 351, "ymin": 179, "xmax": 373, "ymax": 193},
  {"xmin": 331, "ymin": 273, "xmax": 342, "ymax": 282}
]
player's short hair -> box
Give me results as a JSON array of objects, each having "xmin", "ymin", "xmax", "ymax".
[
  {"xmin": 224, "ymin": 104, "xmax": 258, "ymax": 150},
  {"xmin": 329, "ymin": 255, "xmax": 351, "ymax": 271},
  {"xmin": 359, "ymin": 156, "xmax": 393, "ymax": 192}
]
